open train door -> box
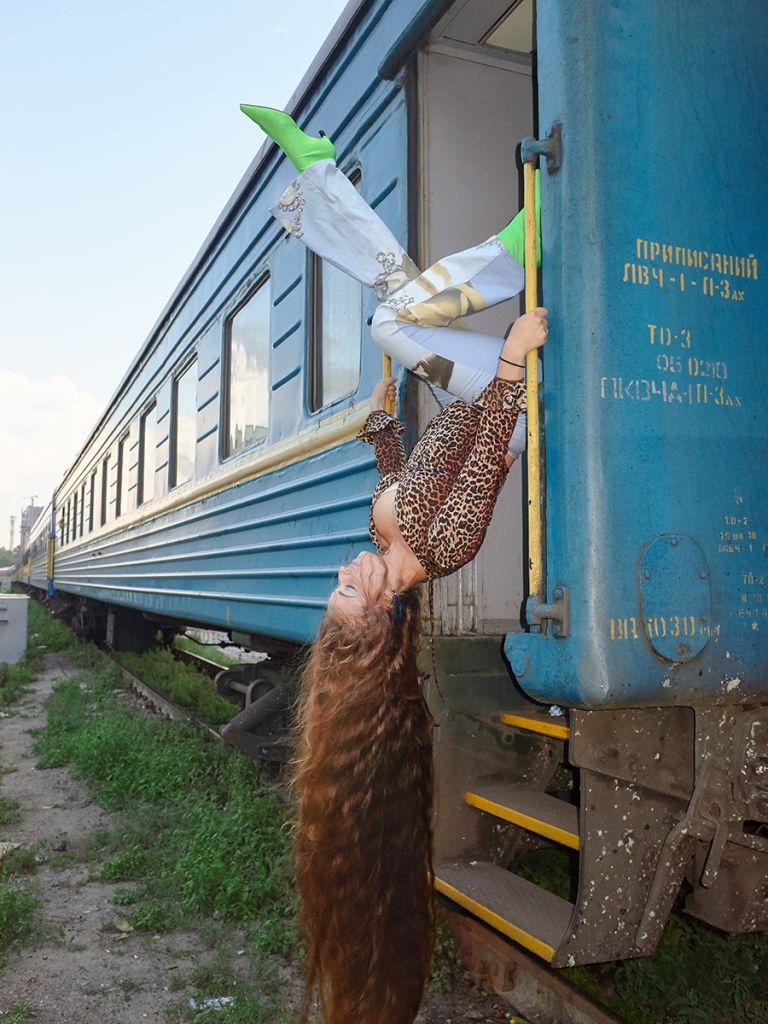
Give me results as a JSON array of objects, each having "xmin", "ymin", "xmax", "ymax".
[{"xmin": 395, "ymin": 0, "xmax": 768, "ymax": 970}]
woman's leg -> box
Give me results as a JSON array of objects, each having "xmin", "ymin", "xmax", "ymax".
[
  {"xmin": 249, "ymin": 107, "xmax": 532, "ymax": 400},
  {"xmin": 371, "ymin": 238, "xmax": 525, "ymax": 402},
  {"xmin": 270, "ymin": 159, "xmax": 420, "ymax": 298},
  {"xmin": 270, "ymin": 157, "xmax": 525, "ymax": 402}
]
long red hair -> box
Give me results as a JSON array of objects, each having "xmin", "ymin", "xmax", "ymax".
[{"xmin": 293, "ymin": 588, "xmax": 434, "ymax": 1023}]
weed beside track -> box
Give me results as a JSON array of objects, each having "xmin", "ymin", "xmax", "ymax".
[
  {"xmin": 2, "ymin": 600, "xmax": 481, "ymax": 1023},
  {"xmin": 0, "ymin": 598, "xmax": 77, "ymax": 712},
  {"xmin": 116, "ymin": 647, "xmax": 240, "ymax": 725},
  {"xmin": 33, "ymin": 661, "xmax": 295, "ymax": 950},
  {"xmin": 518, "ymin": 847, "xmax": 768, "ymax": 1024}
]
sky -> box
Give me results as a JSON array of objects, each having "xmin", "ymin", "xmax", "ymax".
[{"xmin": 0, "ymin": 0, "xmax": 351, "ymax": 550}]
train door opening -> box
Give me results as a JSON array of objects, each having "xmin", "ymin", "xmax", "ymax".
[
  {"xmin": 413, "ymin": 1, "xmax": 581, "ymax": 971},
  {"xmin": 417, "ymin": 0, "xmax": 536, "ymax": 637}
]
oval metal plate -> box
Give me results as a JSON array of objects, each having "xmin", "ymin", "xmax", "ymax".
[{"xmin": 638, "ymin": 534, "xmax": 712, "ymax": 663}]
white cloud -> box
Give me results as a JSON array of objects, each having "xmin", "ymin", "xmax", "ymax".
[{"xmin": 0, "ymin": 371, "xmax": 103, "ymax": 550}]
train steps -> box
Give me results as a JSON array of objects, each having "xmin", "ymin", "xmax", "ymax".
[
  {"xmin": 433, "ymin": 698, "xmax": 691, "ymax": 967},
  {"xmin": 434, "ymin": 706, "xmax": 577, "ymax": 964}
]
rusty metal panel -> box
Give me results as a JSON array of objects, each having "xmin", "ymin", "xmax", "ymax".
[{"xmin": 449, "ymin": 914, "xmax": 623, "ymax": 1024}]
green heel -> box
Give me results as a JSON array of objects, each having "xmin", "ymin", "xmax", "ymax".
[
  {"xmin": 497, "ymin": 169, "xmax": 541, "ymax": 267},
  {"xmin": 239, "ymin": 104, "xmax": 336, "ymax": 173}
]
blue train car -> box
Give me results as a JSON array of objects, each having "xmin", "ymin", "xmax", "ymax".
[
  {"xmin": 17, "ymin": 500, "xmax": 52, "ymax": 594},
  {"xmin": 19, "ymin": 0, "xmax": 768, "ymax": 970},
  {"xmin": 507, "ymin": 0, "xmax": 768, "ymax": 710}
]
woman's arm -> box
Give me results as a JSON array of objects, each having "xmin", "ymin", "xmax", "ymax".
[
  {"xmin": 495, "ymin": 308, "xmax": 548, "ymax": 382},
  {"xmin": 426, "ymin": 311, "xmax": 548, "ymax": 567},
  {"xmin": 425, "ymin": 379, "xmax": 525, "ymax": 569},
  {"xmin": 357, "ymin": 376, "xmax": 406, "ymax": 478}
]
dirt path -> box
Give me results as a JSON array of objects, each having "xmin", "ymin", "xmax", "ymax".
[
  {"xmin": 0, "ymin": 656, "xmax": 211, "ymax": 1022},
  {"xmin": 0, "ymin": 655, "xmax": 512, "ymax": 1024}
]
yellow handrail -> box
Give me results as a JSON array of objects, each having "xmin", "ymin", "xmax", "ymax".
[
  {"xmin": 524, "ymin": 161, "xmax": 544, "ymax": 608},
  {"xmin": 382, "ymin": 353, "xmax": 394, "ymax": 416},
  {"xmin": 47, "ymin": 535, "xmax": 55, "ymax": 583}
]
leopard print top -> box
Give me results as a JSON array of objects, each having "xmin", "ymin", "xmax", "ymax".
[{"xmin": 357, "ymin": 378, "xmax": 526, "ymax": 580}]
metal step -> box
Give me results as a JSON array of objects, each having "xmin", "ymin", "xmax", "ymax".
[
  {"xmin": 465, "ymin": 783, "xmax": 580, "ymax": 849},
  {"xmin": 499, "ymin": 711, "xmax": 569, "ymax": 740},
  {"xmin": 435, "ymin": 861, "xmax": 573, "ymax": 963}
]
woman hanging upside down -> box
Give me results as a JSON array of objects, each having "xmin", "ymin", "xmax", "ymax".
[{"xmin": 239, "ymin": 105, "xmax": 547, "ymax": 1024}]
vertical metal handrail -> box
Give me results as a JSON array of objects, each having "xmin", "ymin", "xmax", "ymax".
[
  {"xmin": 382, "ymin": 353, "xmax": 394, "ymax": 415},
  {"xmin": 521, "ymin": 125, "xmax": 561, "ymax": 632},
  {"xmin": 523, "ymin": 160, "xmax": 544, "ymax": 611}
]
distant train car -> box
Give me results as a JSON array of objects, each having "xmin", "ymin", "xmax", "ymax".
[
  {"xmin": 19, "ymin": 0, "xmax": 768, "ymax": 969},
  {"xmin": 17, "ymin": 500, "xmax": 52, "ymax": 594}
]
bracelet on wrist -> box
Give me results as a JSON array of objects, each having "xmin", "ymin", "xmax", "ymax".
[{"xmin": 498, "ymin": 355, "xmax": 526, "ymax": 369}]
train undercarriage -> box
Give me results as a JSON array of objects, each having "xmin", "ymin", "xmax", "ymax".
[
  {"xmin": 24, "ymin": 584, "xmax": 768, "ymax": 967},
  {"xmin": 428, "ymin": 638, "xmax": 768, "ymax": 966}
]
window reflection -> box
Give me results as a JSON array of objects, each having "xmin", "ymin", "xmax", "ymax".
[
  {"xmin": 483, "ymin": 0, "xmax": 535, "ymax": 55},
  {"xmin": 116, "ymin": 435, "xmax": 129, "ymax": 517},
  {"xmin": 89, "ymin": 471, "xmax": 96, "ymax": 532},
  {"xmin": 140, "ymin": 404, "xmax": 157, "ymax": 505},
  {"xmin": 173, "ymin": 362, "xmax": 197, "ymax": 487},
  {"xmin": 310, "ymin": 172, "xmax": 362, "ymax": 410},
  {"xmin": 226, "ymin": 279, "xmax": 270, "ymax": 457},
  {"xmin": 101, "ymin": 455, "xmax": 110, "ymax": 525}
]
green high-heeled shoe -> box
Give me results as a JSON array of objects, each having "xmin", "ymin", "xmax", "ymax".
[
  {"xmin": 239, "ymin": 104, "xmax": 336, "ymax": 173},
  {"xmin": 497, "ymin": 169, "xmax": 541, "ymax": 267}
]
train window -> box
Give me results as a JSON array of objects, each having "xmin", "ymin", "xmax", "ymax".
[
  {"xmin": 72, "ymin": 490, "xmax": 78, "ymax": 541},
  {"xmin": 89, "ymin": 470, "xmax": 96, "ymax": 532},
  {"xmin": 100, "ymin": 455, "xmax": 110, "ymax": 526},
  {"xmin": 171, "ymin": 360, "xmax": 197, "ymax": 487},
  {"xmin": 80, "ymin": 482, "xmax": 85, "ymax": 536},
  {"xmin": 483, "ymin": 0, "xmax": 535, "ymax": 56},
  {"xmin": 139, "ymin": 403, "xmax": 157, "ymax": 505},
  {"xmin": 59, "ymin": 510, "xmax": 64, "ymax": 546},
  {"xmin": 66, "ymin": 499, "xmax": 71, "ymax": 545},
  {"xmin": 223, "ymin": 277, "xmax": 270, "ymax": 458},
  {"xmin": 116, "ymin": 434, "xmax": 129, "ymax": 517},
  {"xmin": 308, "ymin": 171, "xmax": 362, "ymax": 411}
]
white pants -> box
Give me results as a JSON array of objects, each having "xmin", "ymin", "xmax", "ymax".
[{"xmin": 271, "ymin": 160, "xmax": 527, "ymax": 452}]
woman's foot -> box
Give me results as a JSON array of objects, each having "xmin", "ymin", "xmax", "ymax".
[
  {"xmin": 239, "ymin": 105, "xmax": 336, "ymax": 172},
  {"xmin": 497, "ymin": 169, "xmax": 541, "ymax": 267}
]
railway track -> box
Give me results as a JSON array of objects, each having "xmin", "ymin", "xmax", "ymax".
[
  {"xmin": 116, "ymin": 659, "xmax": 224, "ymax": 742},
  {"xmin": 114, "ymin": 645, "xmax": 622, "ymax": 1024}
]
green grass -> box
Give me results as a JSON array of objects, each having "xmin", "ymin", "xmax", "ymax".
[
  {"xmin": 167, "ymin": 989, "xmax": 295, "ymax": 1024},
  {"xmin": 164, "ymin": 952, "xmax": 295, "ymax": 1024},
  {"xmin": 429, "ymin": 917, "xmax": 463, "ymax": 993},
  {"xmin": 0, "ymin": 1002, "xmax": 38, "ymax": 1024},
  {"xmin": 173, "ymin": 635, "xmax": 240, "ymax": 668},
  {"xmin": 600, "ymin": 916, "xmax": 768, "ymax": 1024},
  {"xmin": 0, "ymin": 847, "xmax": 39, "ymax": 876},
  {"xmin": 21, "ymin": 597, "xmax": 83, "ymax": 667},
  {"xmin": 0, "ymin": 660, "xmax": 36, "ymax": 710},
  {"xmin": 0, "ymin": 877, "xmax": 40, "ymax": 967},
  {"xmin": 517, "ymin": 846, "xmax": 768, "ymax": 1024},
  {"xmin": 100, "ymin": 846, "xmax": 150, "ymax": 883},
  {"xmin": 116, "ymin": 647, "xmax": 239, "ymax": 725},
  {"xmin": 111, "ymin": 887, "xmax": 137, "ymax": 906},
  {"xmin": 0, "ymin": 596, "xmax": 108, "ymax": 711},
  {"xmin": 0, "ymin": 795, "xmax": 20, "ymax": 826},
  {"xmin": 33, "ymin": 669, "xmax": 294, "ymax": 952}
]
